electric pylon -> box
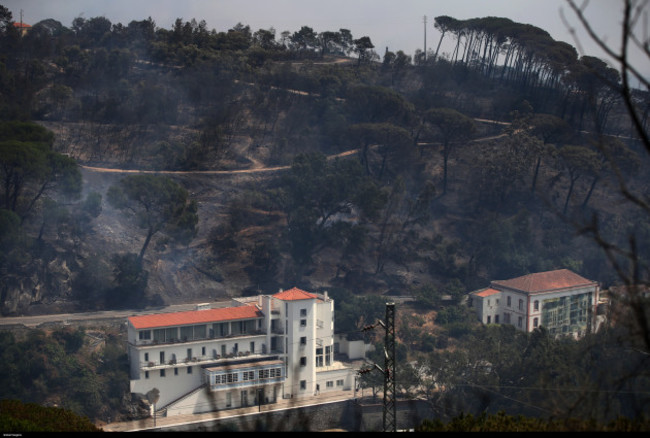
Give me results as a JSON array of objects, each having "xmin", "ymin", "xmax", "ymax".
[
  {"xmin": 358, "ymin": 302, "xmax": 397, "ymax": 432},
  {"xmin": 382, "ymin": 302, "xmax": 396, "ymax": 432}
]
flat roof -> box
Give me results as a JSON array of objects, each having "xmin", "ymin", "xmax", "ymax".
[{"xmin": 128, "ymin": 305, "xmax": 263, "ymax": 330}]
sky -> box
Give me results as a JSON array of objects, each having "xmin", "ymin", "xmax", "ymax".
[{"xmin": 4, "ymin": 0, "xmax": 648, "ymax": 74}]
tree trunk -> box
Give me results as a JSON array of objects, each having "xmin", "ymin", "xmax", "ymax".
[
  {"xmin": 563, "ymin": 176, "xmax": 577, "ymax": 215},
  {"xmin": 582, "ymin": 175, "xmax": 599, "ymax": 209},
  {"xmin": 139, "ymin": 228, "xmax": 155, "ymax": 262}
]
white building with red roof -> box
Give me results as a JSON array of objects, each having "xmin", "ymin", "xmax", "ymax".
[
  {"xmin": 126, "ymin": 287, "xmax": 356, "ymax": 416},
  {"xmin": 469, "ymin": 269, "xmax": 600, "ymax": 338}
]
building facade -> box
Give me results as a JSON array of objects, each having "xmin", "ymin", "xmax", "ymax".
[
  {"xmin": 469, "ymin": 269, "xmax": 600, "ymax": 338},
  {"xmin": 126, "ymin": 287, "xmax": 357, "ymax": 417}
]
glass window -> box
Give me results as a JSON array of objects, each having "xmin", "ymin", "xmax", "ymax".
[
  {"xmin": 153, "ymin": 329, "xmax": 165, "ymax": 342},
  {"xmin": 165, "ymin": 327, "xmax": 177, "ymax": 341},
  {"xmin": 194, "ymin": 325, "xmax": 206, "ymax": 339},
  {"xmin": 180, "ymin": 326, "xmax": 193, "ymax": 340}
]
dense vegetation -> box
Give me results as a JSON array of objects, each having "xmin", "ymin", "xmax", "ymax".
[
  {"xmin": 0, "ymin": 1, "xmax": 649, "ymax": 431},
  {"xmin": 0, "ymin": 399, "xmax": 102, "ymax": 432},
  {"xmin": 0, "ymin": 327, "xmax": 129, "ymax": 424}
]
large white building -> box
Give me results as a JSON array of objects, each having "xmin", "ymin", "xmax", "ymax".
[
  {"xmin": 469, "ymin": 269, "xmax": 600, "ymax": 338},
  {"xmin": 127, "ymin": 287, "xmax": 357, "ymax": 417}
]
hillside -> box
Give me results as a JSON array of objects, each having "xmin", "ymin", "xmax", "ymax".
[{"xmin": 1, "ymin": 10, "xmax": 647, "ymax": 317}]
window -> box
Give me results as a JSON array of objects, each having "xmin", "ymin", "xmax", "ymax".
[
  {"xmin": 145, "ymin": 371, "xmax": 149, "ymax": 379},
  {"xmin": 174, "ymin": 368, "xmax": 178, "ymax": 376},
  {"xmin": 300, "ymin": 380, "xmax": 307, "ymax": 390},
  {"xmin": 533, "ymin": 317, "xmax": 539, "ymax": 328},
  {"xmin": 226, "ymin": 393, "xmax": 232, "ymax": 408},
  {"xmin": 160, "ymin": 369, "xmax": 165, "ymax": 377},
  {"xmin": 300, "ymin": 319, "xmax": 307, "ymax": 327},
  {"xmin": 160, "ymin": 351, "xmax": 165, "ymax": 364},
  {"xmin": 187, "ymin": 366, "xmax": 192, "ymax": 374},
  {"xmin": 165, "ymin": 327, "xmax": 177, "ymax": 341},
  {"xmin": 144, "ymin": 352, "xmax": 149, "ymax": 362},
  {"xmin": 300, "ymin": 357, "xmax": 307, "ymax": 367},
  {"xmin": 507, "ymin": 296, "xmax": 511, "ymax": 307},
  {"xmin": 534, "ymin": 300, "xmax": 539, "ymax": 311},
  {"xmin": 180, "ymin": 326, "xmax": 193, "ymax": 340},
  {"xmin": 495, "ymin": 315, "xmax": 500, "ymax": 323},
  {"xmin": 518, "ymin": 316, "xmax": 523, "ymax": 328},
  {"xmin": 487, "ymin": 316, "xmax": 491, "ymax": 324},
  {"xmin": 187, "ymin": 348, "xmax": 192, "ymax": 359},
  {"xmin": 518, "ymin": 299, "xmax": 523, "ymax": 311},
  {"xmin": 201, "ymin": 346, "xmax": 206, "ymax": 356},
  {"xmin": 336, "ymin": 379, "xmax": 344, "ymax": 387},
  {"xmin": 300, "ymin": 308, "xmax": 307, "ymax": 317},
  {"xmin": 139, "ymin": 330, "xmax": 151, "ymax": 340},
  {"xmin": 325, "ymin": 346, "xmax": 331, "ymax": 366},
  {"xmin": 194, "ymin": 325, "xmax": 206, "ymax": 339},
  {"xmin": 250, "ymin": 341, "xmax": 255, "ymax": 354},
  {"xmin": 300, "ymin": 336, "xmax": 307, "ymax": 345},
  {"xmin": 326, "ymin": 381, "xmax": 334, "ymax": 388}
]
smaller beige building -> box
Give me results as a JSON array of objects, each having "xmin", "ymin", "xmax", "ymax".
[{"xmin": 470, "ymin": 269, "xmax": 600, "ymax": 338}]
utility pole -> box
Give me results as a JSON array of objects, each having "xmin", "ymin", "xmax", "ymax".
[{"xmin": 358, "ymin": 302, "xmax": 397, "ymax": 432}]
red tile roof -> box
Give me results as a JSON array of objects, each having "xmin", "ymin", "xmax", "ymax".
[
  {"xmin": 128, "ymin": 305, "xmax": 263, "ymax": 329},
  {"xmin": 492, "ymin": 269, "xmax": 596, "ymax": 294},
  {"xmin": 475, "ymin": 288, "xmax": 501, "ymax": 297},
  {"xmin": 13, "ymin": 22, "xmax": 31, "ymax": 28},
  {"xmin": 273, "ymin": 287, "xmax": 317, "ymax": 301}
]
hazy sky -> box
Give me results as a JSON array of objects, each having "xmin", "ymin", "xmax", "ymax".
[{"xmin": 4, "ymin": 0, "xmax": 647, "ymax": 71}]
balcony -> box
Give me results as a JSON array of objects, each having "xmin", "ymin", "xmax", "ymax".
[
  {"xmin": 140, "ymin": 350, "xmax": 264, "ymax": 371},
  {"xmin": 134, "ymin": 330, "xmax": 267, "ymax": 347}
]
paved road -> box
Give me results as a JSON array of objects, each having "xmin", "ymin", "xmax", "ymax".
[{"xmin": 0, "ymin": 302, "xmax": 229, "ymax": 328}]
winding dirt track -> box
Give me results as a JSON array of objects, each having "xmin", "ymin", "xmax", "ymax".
[{"xmin": 80, "ymin": 148, "xmax": 363, "ymax": 175}]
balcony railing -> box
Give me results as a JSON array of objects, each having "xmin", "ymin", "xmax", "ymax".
[
  {"xmin": 134, "ymin": 330, "xmax": 267, "ymax": 346},
  {"xmin": 140, "ymin": 350, "xmax": 267, "ymax": 370},
  {"xmin": 208, "ymin": 375, "xmax": 284, "ymax": 392}
]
